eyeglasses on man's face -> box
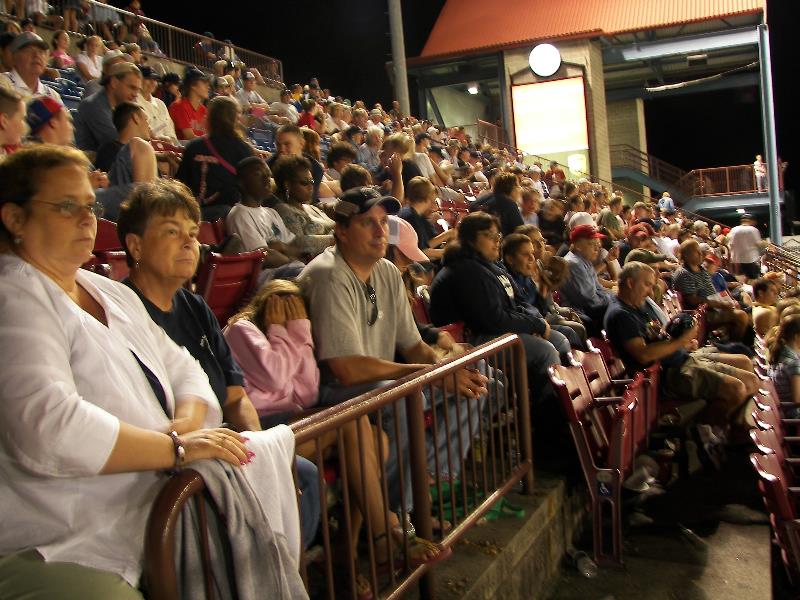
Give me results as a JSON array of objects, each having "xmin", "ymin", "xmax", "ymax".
[
  {"xmin": 32, "ymin": 199, "xmax": 104, "ymax": 219},
  {"xmin": 478, "ymin": 230, "xmax": 502, "ymax": 242}
]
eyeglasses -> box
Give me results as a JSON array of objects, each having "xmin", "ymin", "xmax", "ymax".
[
  {"xmin": 478, "ymin": 231, "xmax": 503, "ymax": 242},
  {"xmin": 365, "ymin": 283, "xmax": 378, "ymax": 326},
  {"xmin": 295, "ymin": 178, "xmax": 314, "ymax": 186},
  {"xmin": 32, "ymin": 199, "xmax": 104, "ymax": 219}
]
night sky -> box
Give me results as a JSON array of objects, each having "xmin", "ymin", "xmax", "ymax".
[{"xmin": 144, "ymin": 0, "xmax": 794, "ymax": 193}]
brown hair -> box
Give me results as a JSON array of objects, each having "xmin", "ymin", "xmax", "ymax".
[
  {"xmin": 406, "ymin": 176, "xmax": 434, "ymax": 203},
  {"xmin": 340, "ymin": 164, "xmax": 371, "ymax": 192},
  {"xmin": 229, "ymin": 279, "xmax": 302, "ymax": 331},
  {"xmin": 502, "ymin": 232, "xmax": 533, "ymax": 260},
  {"xmin": 117, "ymin": 179, "xmax": 201, "ymax": 267},
  {"xmin": 493, "ymin": 172, "xmax": 518, "ymax": 197},
  {"xmin": 769, "ymin": 313, "xmax": 800, "ymax": 365},
  {"xmin": 0, "ymin": 145, "xmax": 90, "ymax": 243},
  {"xmin": 206, "ymin": 95, "xmax": 242, "ymax": 139},
  {"xmin": 0, "ymin": 87, "xmax": 22, "ymax": 117}
]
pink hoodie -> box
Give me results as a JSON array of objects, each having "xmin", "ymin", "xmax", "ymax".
[{"xmin": 223, "ymin": 318, "xmax": 320, "ymax": 417}]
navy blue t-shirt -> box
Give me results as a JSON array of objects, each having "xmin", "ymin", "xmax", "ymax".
[
  {"xmin": 603, "ymin": 297, "xmax": 688, "ymax": 371},
  {"xmin": 124, "ymin": 280, "xmax": 244, "ymax": 407},
  {"xmin": 398, "ymin": 205, "xmax": 435, "ymax": 251}
]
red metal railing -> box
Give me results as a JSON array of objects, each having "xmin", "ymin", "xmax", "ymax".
[
  {"xmin": 291, "ymin": 334, "xmax": 533, "ymax": 599},
  {"xmin": 609, "ymin": 144, "xmax": 690, "ymax": 192},
  {"xmin": 677, "ymin": 164, "xmax": 782, "ymax": 197}
]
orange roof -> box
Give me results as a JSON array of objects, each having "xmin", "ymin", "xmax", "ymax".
[{"xmin": 420, "ymin": 0, "xmax": 765, "ymax": 61}]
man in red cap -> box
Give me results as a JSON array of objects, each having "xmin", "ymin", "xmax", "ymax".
[{"xmin": 559, "ymin": 224, "xmax": 615, "ymax": 332}]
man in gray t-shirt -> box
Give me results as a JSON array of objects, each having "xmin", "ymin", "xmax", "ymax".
[{"xmin": 299, "ymin": 186, "xmax": 488, "ymax": 512}]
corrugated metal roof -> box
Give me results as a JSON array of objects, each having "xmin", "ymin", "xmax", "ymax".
[{"xmin": 420, "ymin": 0, "xmax": 765, "ymax": 60}]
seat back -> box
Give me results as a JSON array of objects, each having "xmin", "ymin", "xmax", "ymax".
[
  {"xmin": 750, "ymin": 427, "xmax": 787, "ymax": 463},
  {"xmin": 589, "ymin": 336, "xmax": 627, "ymax": 379},
  {"xmin": 411, "ymin": 295, "xmax": 431, "ymax": 325},
  {"xmin": 195, "ymin": 251, "xmax": 265, "ymax": 326},
  {"xmin": 549, "ymin": 363, "xmax": 608, "ymax": 460},
  {"xmin": 94, "ymin": 218, "xmax": 121, "ymax": 252},
  {"xmin": 98, "ymin": 250, "xmax": 130, "ymax": 282},
  {"xmin": 571, "ymin": 348, "xmax": 614, "ymax": 398},
  {"xmin": 438, "ymin": 321, "xmax": 466, "ymax": 343},
  {"xmin": 198, "ymin": 221, "xmax": 221, "ymax": 247},
  {"xmin": 750, "ymin": 451, "xmax": 800, "ymax": 576}
]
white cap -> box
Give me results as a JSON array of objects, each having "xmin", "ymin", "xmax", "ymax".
[{"xmin": 568, "ymin": 212, "xmax": 594, "ymax": 230}]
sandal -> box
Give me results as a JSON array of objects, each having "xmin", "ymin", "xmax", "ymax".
[{"xmin": 374, "ymin": 530, "xmax": 453, "ymax": 576}]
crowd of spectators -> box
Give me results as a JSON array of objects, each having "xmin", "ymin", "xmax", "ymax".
[{"xmin": 0, "ymin": 7, "xmax": 790, "ymax": 600}]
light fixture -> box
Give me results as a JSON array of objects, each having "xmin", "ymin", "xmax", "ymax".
[
  {"xmin": 467, "ymin": 82, "xmax": 479, "ymax": 95},
  {"xmin": 529, "ymin": 43, "xmax": 561, "ymax": 77}
]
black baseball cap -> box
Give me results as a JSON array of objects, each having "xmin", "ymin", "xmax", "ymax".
[
  {"xmin": 139, "ymin": 66, "xmax": 161, "ymax": 80},
  {"xmin": 162, "ymin": 72, "xmax": 180, "ymax": 85},
  {"xmin": 335, "ymin": 187, "xmax": 400, "ymax": 219},
  {"xmin": 183, "ymin": 67, "xmax": 210, "ymax": 86}
]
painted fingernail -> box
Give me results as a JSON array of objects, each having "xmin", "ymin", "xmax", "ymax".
[
  {"xmin": 246, "ymin": 451, "xmax": 256, "ymax": 458},
  {"xmin": 240, "ymin": 460, "xmax": 247, "ymax": 466},
  {"xmin": 242, "ymin": 437, "xmax": 250, "ymax": 442}
]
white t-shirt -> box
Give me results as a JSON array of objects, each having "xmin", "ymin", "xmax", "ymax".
[
  {"xmin": 269, "ymin": 101, "xmax": 298, "ymax": 124},
  {"xmin": 226, "ymin": 203, "xmax": 296, "ymax": 251},
  {"xmin": 728, "ymin": 224, "xmax": 762, "ymax": 264},
  {"xmin": 137, "ymin": 94, "xmax": 178, "ymax": 143},
  {"xmin": 76, "ymin": 52, "xmax": 103, "ymax": 81},
  {"xmin": 654, "ymin": 235, "xmax": 679, "ymax": 260},
  {"xmin": 413, "ymin": 151, "xmax": 436, "ymax": 179},
  {"xmin": 236, "ymin": 88, "xmax": 266, "ymax": 108}
]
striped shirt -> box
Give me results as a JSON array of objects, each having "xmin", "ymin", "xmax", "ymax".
[{"xmin": 672, "ymin": 266, "xmax": 716, "ymax": 300}]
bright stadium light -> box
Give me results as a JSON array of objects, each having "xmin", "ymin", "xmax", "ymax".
[
  {"xmin": 467, "ymin": 82, "xmax": 479, "ymax": 95},
  {"xmin": 529, "ymin": 44, "xmax": 562, "ymax": 77}
]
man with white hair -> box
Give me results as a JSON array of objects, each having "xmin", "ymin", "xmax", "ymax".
[
  {"xmin": 357, "ymin": 125, "xmax": 383, "ymax": 173},
  {"xmin": 0, "ymin": 32, "xmax": 62, "ymax": 104}
]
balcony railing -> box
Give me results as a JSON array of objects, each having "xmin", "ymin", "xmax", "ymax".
[
  {"xmin": 677, "ymin": 164, "xmax": 780, "ymax": 197},
  {"xmin": 50, "ymin": 0, "xmax": 283, "ymax": 86}
]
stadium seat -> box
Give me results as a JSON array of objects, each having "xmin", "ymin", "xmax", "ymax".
[
  {"xmin": 94, "ymin": 218, "xmax": 122, "ymax": 252},
  {"xmin": 549, "ymin": 362, "xmax": 637, "ymax": 565},
  {"xmin": 198, "ymin": 221, "xmax": 222, "ymax": 247},
  {"xmin": 195, "ymin": 251, "xmax": 265, "ymax": 326}
]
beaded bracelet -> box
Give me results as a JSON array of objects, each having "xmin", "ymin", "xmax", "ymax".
[{"xmin": 167, "ymin": 430, "xmax": 185, "ymax": 475}]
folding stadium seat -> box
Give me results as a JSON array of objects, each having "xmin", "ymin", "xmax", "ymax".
[
  {"xmin": 94, "ymin": 218, "xmax": 122, "ymax": 252},
  {"xmin": 411, "ymin": 295, "xmax": 431, "ymax": 325},
  {"xmin": 197, "ymin": 221, "xmax": 221, "ymax": 247},
  {"xmin": 452, "ymin": 197, "xmax": 469, "ymax": 211},
  {"xmin": 99, "ymin": 250, "xmax": 130, "ymax": 282},
  {"xmin": 750, "ymin": 451, "xmax": 800, "ymax": 585},
  {"xmin": 588, "ymin": 337, "xmax": 627, "ymax": 379},
  {"xmin": 549, "ymin": 362, "xmax": 638, "ymax": 565},
  {"xmin": 195, "ymin": 251, "xmax": 265, "ymax": 326}
]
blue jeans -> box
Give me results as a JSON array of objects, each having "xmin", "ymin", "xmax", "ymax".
[{"xmin": 295, "ymin": 456, "xmax": 320, "ymax": 549}]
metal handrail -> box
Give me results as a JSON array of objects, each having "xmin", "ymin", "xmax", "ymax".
[
  {"xmin": 52, "ymin": 0, "xmax": 284, "ymax": 85},
  {"xmin": 291, "ymin": 334, "xmax": 533, "ymax": 599},
  {"xmin": 609, "ymin": 143, "xmax": 688, "ymax": 188}
]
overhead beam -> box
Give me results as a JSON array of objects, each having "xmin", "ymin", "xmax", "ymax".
[
  {"xmin": 603, "ymin": 26, "xmax": 758, "ymax": 65},
  {"xmin": 605, "ymin": 71, "xmax": 758, "ymax": 101},
  {"xmin": 413, "ymin": 67, "xmax": 499, "ymax": 89}
]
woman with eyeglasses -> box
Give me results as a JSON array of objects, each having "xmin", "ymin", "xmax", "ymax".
[
  {"xmin": 272, "ymin": 155, "xmax": 335, "ymax": 258},
  {"xmin": 429, "ymin": 211, "xmax": 570, "ymax": 394},
  {"xmin": 0, "ymin": 145, "xmax": 254, "ymax": 599},
  {"xmin": 175, "ymin": 95, "xmax": 256, "ymax": 221},
  {"xmin": 224, "ymin": 278, "xmax": 449, "ymax": 599}
]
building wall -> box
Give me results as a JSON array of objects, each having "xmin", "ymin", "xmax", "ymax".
[
  {"xmin": 503, "ymin": 39, "xmax": 612, "ymax": 183},
  {"xmin": 607, "ymin": 98, "xmax": 651, "ymax": 198},
  {"xmin": 430, "ymin": 85, "xmax": 491, "ymax": 129}
]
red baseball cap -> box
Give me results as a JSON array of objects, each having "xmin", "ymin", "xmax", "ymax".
[
  {"xmin": 703, "ymin": 253, "xmax": 721, "ymax": 266},
  {"xmin": 569, "ymin": 224, "xmax": 606, "ymax": 242}
]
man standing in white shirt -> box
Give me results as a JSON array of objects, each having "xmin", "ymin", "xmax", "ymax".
[
  {"xmin": 753, "ymin": 154, "xmax": 767, "ymax": 191},
  {"xmin": 728, "ymin": 213, "xmax": 767, "ymax": 280},
  {"xmin": 235, "ymin": 71, "xmax": 269, "ymax": 112},
  {"xmin": 0, "ymin": 32, "xmax": 62, "ymax": 104},
  {"xmin": 136, "ymin": 66, "xmax": 178, "ymax": 145}
]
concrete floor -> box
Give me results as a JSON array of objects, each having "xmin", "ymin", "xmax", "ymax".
[{"xmin": 547, "ymin": 447, "xmax": 773, "ymax": 600}]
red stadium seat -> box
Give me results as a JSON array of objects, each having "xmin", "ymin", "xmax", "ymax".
[
  {"xmin": 549, "ymin": 362, "xmax": 637, "ymax": 565},
  {"xmin": 198, "ymin": 221, "xmax": 221, "ymax": 247},
  {"xmin": 94, "ymin": 218, "xmax": 122, "ymax": 252},
  {"xmin": 97, "ymin": 250, "xmax": 130, "ymax": 282},
  {"xmin": 195, "ymin": 251, "xmax": 265, "ymax": 326}
]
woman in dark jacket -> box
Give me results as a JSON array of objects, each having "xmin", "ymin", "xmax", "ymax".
[{"xmin": 428, "ymin": 212, "xmax": 569, "ymax": 388}]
